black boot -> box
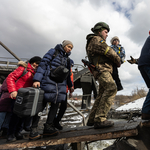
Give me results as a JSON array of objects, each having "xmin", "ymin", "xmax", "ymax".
[
  {"xmin": 0, "ymin": 128, "xmax": 8, "ymax": 139},
  {"xmin": 54, "ymin": 118, "xmax": 63, "ymax": 130},
  {"xmin": 15, "ymin": 132, "xmax": 23, "ymax": 140},
  {"xmin": 87, "ymin": 120, "xmax": 94, "ymax": 126},
  {"xmin": 29, "ymin": 127, "xmax": 41, "ymax": 140},
  {"xmin": 24, "ymin": 127, "xmax": 31, "ymax": 132},
  {"xmin": 43, "ymin": 123, "xmax": 59, "ymax": 138},
  {"xmin": 7, "ymin": 134, "xmax": 16, "ymax": 142},
  {"xmin": 94, "ymin": 120, "xmax": 114, "ymax": 129}
]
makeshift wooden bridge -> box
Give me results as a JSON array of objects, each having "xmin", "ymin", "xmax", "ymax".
[{"xmin": 0, "ymin": 120, "xmax": 141, "ymax": 150}]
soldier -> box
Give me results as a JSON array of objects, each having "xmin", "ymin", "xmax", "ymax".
[{"xmin": 86, "ymin": 22, "xmax": 121, "ymax": 128}]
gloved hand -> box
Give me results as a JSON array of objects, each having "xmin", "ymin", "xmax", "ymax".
[
  {"xmin": 116, "ymin": 61, "xmax": 121, "ymax": 67},
  {"xmin": 127, "ymin": 56, "xmax": 137, "ymax": 64}
]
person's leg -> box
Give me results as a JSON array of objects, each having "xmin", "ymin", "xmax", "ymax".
[
  {"xmin": 43, "ymin": 102, "xmax": 59, "ymax": 137},
  {"xmin": 87, "ymin": 77, "xmax": 104, "ymax": 126},
  {"xmin": 139, "ymin": 66, "xmax": 150, "ymax": 88},
  {"xmin": 29, "ymin": 101, "xmax": 46, "ymax": 140},
  {"xmin": 94, "ymin": 72, "xmax": 117, "ymax": 128},
  {"xmin": 139, "ymin": 66, "xmax": 150, "ymax": 119},
  {"xmin": 0, "ymin": 112, "xmax": 7, "ymax": 131},
  {"xmin": 112, "ymin": 65, "xmax": 123, "ymax": 91},
  {"xmin": 139, "ymin": 66, "xmax": 150, "ymax": 117},
  {"xmin": 54, "ymin": 94, "xmax": 67, "ymax": 130},
  {"xmin": 29, "ymin": 113, "xmax": 41, "ymax": 140},
  {"xmin": 56, "ymin": 94, "xmax": 67, "ymax": 121},
  {"xmin": 14, "ymin": 118, "xmax": 24, "ymax": 140},
  {"xmin": 2, "ymin": 112, "xmax": 12, "ymax": 130},
  {"xmin": 142, "ymin": 90, "xmax": 150, "ymax": 114},
  {"xmin": 1, "ymin": 112, "xmax": 12, "ymax": 138},
  {"xmin": 81, "ymin": 80, "xmax": 92, "ymax": 109},
  {"xmin": 46, "ymin": 102, "xmax": 59, "ymax": 125},
  {"xmin": 23, "ymin": 116, "xmax": 32, "ymax": 131},
  {"xmin": 7, "ymin": 112, "xmax": 21, "ymax": 142}
]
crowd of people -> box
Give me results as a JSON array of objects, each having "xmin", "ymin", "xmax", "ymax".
[{"xmin": 0, "ymin": 21, "xmax": 149, "ymax": 143}]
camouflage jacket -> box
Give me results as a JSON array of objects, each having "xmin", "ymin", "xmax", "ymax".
[{"xmin": 86, "ymin": 34, "xmax": 121, "ymax": 74}]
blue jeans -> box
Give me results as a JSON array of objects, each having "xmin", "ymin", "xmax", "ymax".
[
  {"xmin": 139, "ymin": 66, "xmax": 150, "ymax": 114},
  {"xmin": 0, "ymin": 112, "xmax": 12, "ymax": 130}
]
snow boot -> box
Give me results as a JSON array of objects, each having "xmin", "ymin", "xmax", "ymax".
[
  {"xmin": 54, "ymin": 118, "xmax": 63, "ymax": 130},
  {"xmin": 29, "ymin": 127, "xmax": 41, "ymax": 140},
  {"xmin": 7, "ymin": 134, "xmax": 16, "ymax": 142},
  {"xmin": 43, "ymin": 123, "xmax": 59, "ymax": 138}
]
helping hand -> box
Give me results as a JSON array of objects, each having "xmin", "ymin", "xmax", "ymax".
[{"xmin": 127, "ymin": 56, "xmax": 137, "ymax": 64}]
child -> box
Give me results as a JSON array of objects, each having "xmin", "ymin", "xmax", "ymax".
[{"xmin": 110, "ymin": 36, "xmax": 125, "ymax": 91}]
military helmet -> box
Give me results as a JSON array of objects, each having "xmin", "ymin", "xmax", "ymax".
[{"xmin": 91, "ymin": 22, "xmax": 110, "ymax": 33}]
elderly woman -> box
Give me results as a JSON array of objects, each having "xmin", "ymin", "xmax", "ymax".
[{"xmin": 29, "ymin": 40, "xmax": 74, "ymax": 140}]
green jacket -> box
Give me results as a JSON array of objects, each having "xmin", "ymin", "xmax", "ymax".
[{"xmin": 86, "ymin": 34, "xmax": 120, "ymax": 74}]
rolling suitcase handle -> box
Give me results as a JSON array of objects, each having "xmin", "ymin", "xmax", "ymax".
[{"xmin": 28, "ymin": 87, "xmax": 41, "ymax": 116}]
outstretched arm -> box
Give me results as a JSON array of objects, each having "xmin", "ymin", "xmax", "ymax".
[{"xmin": 127, "ymin": 56, "xmax": 138, "ymax": 64}]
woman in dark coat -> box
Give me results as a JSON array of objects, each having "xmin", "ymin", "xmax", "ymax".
[{"xmin": 29, "ymin": 40, "xmax": 74, "ymax": 140}]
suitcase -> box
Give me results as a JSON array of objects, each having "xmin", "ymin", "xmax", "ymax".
[{"xmin": 13, "ymin": 87, "xmax": 44, "ymax": 117}]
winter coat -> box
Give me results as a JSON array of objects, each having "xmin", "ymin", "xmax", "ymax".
[
  {"xmin": 7, "ymin": 61, "xmax": 36, "ymax": 94},
  {"xmin": 110, "ymin": 44, "xmax": 125, "ymax": 64},
  {"xmin": 86, "ymin": 34, "xmax": 121, "ymax": 74},
  {"xmin": 138, "ymin": 36, "xmax": 150, "ymax": 67},
  {"xmin": 0, "ymin": 79, "xmax": 11, "ymax": 112},
  {"xmin": 33, "ymin": 44, "xmax": 72, "ymax": 103}
]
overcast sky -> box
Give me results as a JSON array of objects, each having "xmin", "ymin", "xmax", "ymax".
[{"xmin": 0, "ymin": 0, "xmax": 150, "ymax": 96}]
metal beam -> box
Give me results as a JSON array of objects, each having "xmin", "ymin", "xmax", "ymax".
[{"xmin": 0, "ymin": 41, "xmax": 21, "ymax": 61}]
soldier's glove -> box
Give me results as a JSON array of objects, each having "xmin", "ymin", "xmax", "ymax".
[{"xmin": 127, "ymin": 56, "xmax": 138, "ymax": 64}]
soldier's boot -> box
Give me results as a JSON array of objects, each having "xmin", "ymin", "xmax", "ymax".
[
  {"xmin": 94, "ymin": 120, "xmax": 114, "ymax": 129},
  {"xmin": 87, "ymin": 120, "xmax": 94, "ymax": 126},
  {"xmin": 29, "ymin": 127, "xmax": 41, "ymax": 140},
  {"xmin": 43, "ymin": 123, "xmax": 59, "ymax": 138}
]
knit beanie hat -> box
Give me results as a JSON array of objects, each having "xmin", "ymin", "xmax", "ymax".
[
  {"xmin": 110, "ymin": 36, "xmax": 120, "ymax": 45},
  {"xmin": 29, "ymin": 56, "xmax": 42, "ymax": 64},
  {"xmin": 62, "ymin": 40, "xmax": 73, "ymax": 48}
]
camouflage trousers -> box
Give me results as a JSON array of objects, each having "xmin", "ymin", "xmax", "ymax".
[{"xmin": 88, "ymin": 71, "xmax": 117, "ymax": 123}]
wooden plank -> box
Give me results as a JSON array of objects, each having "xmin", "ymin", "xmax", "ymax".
[
  {"xmin": 0, "ymin": 129, "xmax": 138, "ymax": 150},
  {"xmin": 0, "ymin": 120, "xmax": 140, "ymax": 150}
]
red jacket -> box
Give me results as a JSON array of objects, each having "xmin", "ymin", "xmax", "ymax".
[
  {"xmin": 66, "ymin": 68, "xmax": 74, "ymax": 93},
  {"xmin": 7, "ymin": 62, "xmax": 35, "ymax": 94}
]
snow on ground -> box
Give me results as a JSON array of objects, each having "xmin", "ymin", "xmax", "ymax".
[{"xmin": 116, "ymin": 97, "xmax": 145, "ymax": 111}]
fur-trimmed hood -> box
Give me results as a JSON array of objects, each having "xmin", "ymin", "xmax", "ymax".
[{"xmin": 17, "ymin": 61, "xmax": 28, "ymax": 68}]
